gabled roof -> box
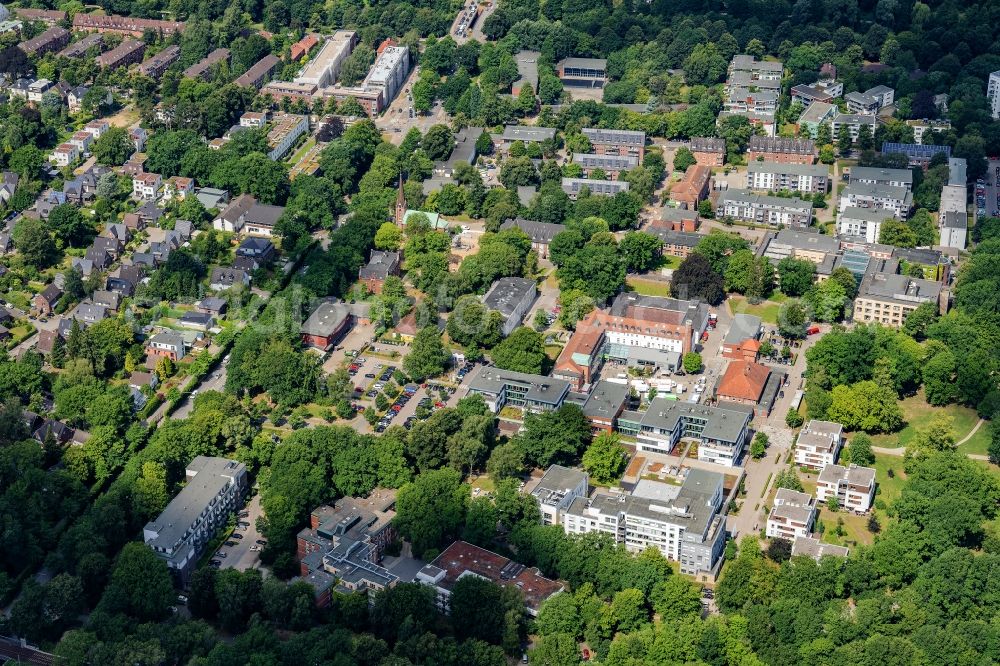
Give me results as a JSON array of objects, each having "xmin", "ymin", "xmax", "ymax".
[{"xmin": 718, "ymin": 360, "xmax": 771, "ymax": 402}]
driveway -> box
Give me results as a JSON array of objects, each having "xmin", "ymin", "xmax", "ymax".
[
  {"xmin": 172, "ymin": 360, "xmax": 228, "ymax": 419},
  {"xmin": 215, "ymin": 493, "xmax": 266, "ymax": 573}
]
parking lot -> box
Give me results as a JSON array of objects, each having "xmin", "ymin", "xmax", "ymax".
[
  {"xmin": 981, "ymin": 160, "xmax": 1000, "ymax": 219},
  {"xmin": 208, "ymin": 493, "xmax": 267, "ymax": 574}
]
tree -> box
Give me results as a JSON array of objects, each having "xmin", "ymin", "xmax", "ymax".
[
  {"xmin": 515, "ymin": 405, "xmax": 591, "ymax": 468},
  {"xmin": 683, "ymin": 352, "xmax": 703, "ymax": 374},
  {"xmin": 785, "ymin": 408, "xmax": 804, "ymax": 428},
  {"xmin": 374, "ymin": 222, "xmax": 402, "ymax": 251},
  {"xmin": 48, "ymin": 204, "xmax": 93, "ymax": 247},
  {"xmin": 673, "ymin": 146, "xmax": 696, "ymax": 172},
  {"xmin": 582, "ymin": 432, "xmax": 627, "ymax": 485},
  {"xmin": 766, "ymin": 538, "xmax": 792, "ymax": 563},
  {"xmin": 403, "ymin": 327, "xmax": 449, "ymax": 382},
  {"xmin": 650, "ymin": 576, "xmax": 701, "ymax": 622},
  {"xmin": 487, "ymin": 441, "xmax": 525, "ymax": 480},
  {"xmin": 394, "ymin": 468, "xmax": 468, "ymax": 558},
  {"xmin": 490, "ymin": 327, "xmax": 546, "ymax": 374},
  {"xmin": 774, "ymin": 469, "xmax": 804, "ymax": 492},
  {"xmin": 750, "ymin": 432, "xmax": 768, "ymax": 459},
  {"xmin": 422, "ymin": 124, "xmax": 455, "ymax": 161},
  {"xmin": 777, "ymin": 299, "xmax": 808, "ymax": 339},
  {"xmin": 827, "ymin": 381, "xmax": 903, "ymax": 433},
  {"xmin": 847, "ymin": 433, "xmax": 875, "ymax": 466},
  {"xmin": 93, "ymin": 127, "xmax": 134, "ymax": 166},
  {"xmin": 619, "ymin": 232, "xmax": 662, "ymax": 272},
  {"xmin": 694, "ymin": 232, "xmax": 749, "ymax": 273},
  {"xmin": 97, "ymin": 543, "xmax": 174, "ymax": 622},
  {"xmin": 533, "ymin": 309, "xmax": 549, "ymax": 332},
  {"xmin": 990, "ymin": 424, "xmax": 1000, "ymax": 466},
  {"xmin": 922, "ymin": 348, "xmax": 957, "ymax": 406},
  {"xmin": 530, "ymin": 633, "xmax": 580, "ymax": 666},
  {"xmin": 904, "ymin": 413, "xmax": 955, "ymax": 468},
  {"xmin": 879, "ymin": 218, "xmax": 918, "ymax": 248},
  {"xmin": 610, "ymin": 588, "xmax": 648, "ymax": 633},
  {"xmin": 776, "ymin": 257, "xmax": 815, "ymax": 297},
  {"xmin": 671, "ymin": 253, "xmax": 724, "ymax": 305},
  {"xmin": 12, "ymin": 217, "xmax": 59, "ymax": 269},
  {"xmin": 837, "ymin": 127, "xmax": 853, "ymax": 155}
]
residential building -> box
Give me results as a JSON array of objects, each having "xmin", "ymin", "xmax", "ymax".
[
  {"xmin": 556, "ymin": 57, "xmax": 607, "ymax": 88},
  {"xmin": 58, "ymin": 33, "xmax": 103, "ymax": 58},
  {"xmin": 301, "ymin": 300, "xmax": 352, "ymax": 350},
  {"xmin": 465, "ymin": 366, "xmax": 570, "ymax": 414},
  {"xmin": 138, "ymin": 45, "xmax": 180, "ymax": 78},
  {"xmin": 881, "ymin": 142, "xmax": 950, "ymax": 168},
  {"xmin": 209, "ymin": 267, "xmax": 250, "ymax": 291},
  {"xmin": 573, "ymin": 152, "xmax": 638, "ymax": 179},
  {"xmin": 83, "ymin": 119, "xmax": 110, "ymax": 140},
  {"xmin": 766, "ymin": 488, "xmax": 816, "ymax": 540},
  {"xmin": 422, "ymin": 126, "xmax": 483, "ymax": 194},
  {"xmin": 146, "ymin": 330, "xmax": 185, "ymax": 361},
  {"xmin": 260, "ymin": 80, "xmax": 318, "ymax": 104},
  {"xmin": 294, "ymin": 30, "xmax": 357, "ymax": 88},
  {"xmin": 837, "ymin": 207, "xmax": 890, "ymax": 243},
  {"xmin": 794, "ymin": 420, "xmax": 844, "ymax": 469},
  {"xmin": 197, "ymin": 297, "xmax": 228, "ymax": 317},
  {"xmin": 796, "ymin": 102, "xmax": 836, "ymax": 139},
  {"xmin": 132, "ymin": 172, "xmax": 162, "ymax": 201},
  {"xmin": 721, "ymin": 314, "xmax": 761, "ymax": 361},
  {"xmin": 830, "ymin": 113, "xmax": 877, "ymax": 142},
  {"xmin": 790, "ymin": 78, "xmax": 842, "ymax": 104},
  {"xmin": 838, "ymin": 183, "xmax": 912, "ymax": 219},
  {"xmin": 746, "ymin": 162, "xmax": 829, "ymax": 194},
  {"xmin": 13, "ymin": 8, "xmax": 66, "ymax": 23},
  {"xmin": 718, "ymin": 189, "xmax": 813, "ymax": 227},
  {"xmin": 989, "ymin": 70, "xmax": 1000, "ymax": 120},
  {"xmin": 498, "ymin": 218, "xmax": 562, "ymax": 259},
  {"xmin": 18, "ymin": 26, "xmax": 70, "ymax": 56},
  {"xmin": 670, "ymin": 164, "xmax": 711, "ymax": 209},
  {"xmin": 747, "ymin": 136, "xmax": 817, "ymax": 164},
  {"xmin": 143, "ymin": 456, "xmax": 247, "ymax": 584},
  {"xmin": 845, "ymin": 85, "xmax": 894, "ymax": 114},
  {"xmin": 195, "ymin": 187, "xmax": 228, "ymax": 210},
  {"xmin": 854, "ymin": 263, "xmax": 946, "ymax": 328},
  {"xmin": 183, "ymin": 48, "xmax": 230, "ymax": 80},
  {"xmin": 939, "ymin": 210, "xmax": 967, "ymax": 250},
  {"xmin": 727, "ymin": 55, "xmax": 783, "ymax": 84},
  {"xmin": 290, "ymin": 33, "xmax": 319, "ymax": 61},
  {"xmin": 653, "ymin": 207, "xmax": 700, "ymax": 232},
  {"xmin": 816, "ymin": 463, "xmax": 876, "ymax": 513},
  {"xmin": 358, "ymin": 250, "xmax": 400, "ymax": 294},
  {"xmin": 96, "ymin": 39, "xmax": 145, "ymax": 70},
  {"xmin": 561, "ymin": 177, "xmax": 629, "ymax": 199},
  {"xmin": 266, "ymin": 113, "xmax": 309, "ymax": 160},
  {"xmin": 33, "ymin": 284, "xmax": 63, "ymax": 315},
  {"xmin": 906, "ymin": 119, "xmax": 952, "ymax": 145},
  {"xmin": 717, "ymin": 360, "xmax": 773, "ymax": 410},
  {"xmin": 72, "ymin": 13, "xmax": 184, "ymax": 36},
  {"xmin": 562, "ymin": 469, "xmax": 728, "ymax": 578},
  {"xmin": 792, "ymin": 536, "xmax": 849, "ymax": 561},
  {"xmin": 416, "ymin": 541, "xmax": 563, "ymax": 616},
  {"xmin": 363, "ymin": 44, "xmax": 409, "ymax": 104},
  {"xmin": 849, "ymin": 166, "xmax": 914, "ymax": 190},
  {"xmin": 531, "ymin": 465, "xmax": 589, "ymax": 526},
  {"xmin": 493, "ymin": 125, "xmax": 557, "ymax": 150},
  {"xmin": 0, "ymin": 172, "xmax": 17, "ymax": 207},
  {"xmin": 581, "ymin": 128, "xmax": 645, "ymax": 160},
  {"xmin": 162, "ymin": 176, "xmax": 194, "ymax": 201},
  {"xmin": 212, "ymin": 193, "xmax": 284, "ymax": 236},
  {"xmin": 49, "ymin": 143, "xmax": 79, "ymax": 167},
  {"xmin": 483, "ymin": 277, "xmax": 537, "ymax": 337},
  {"xmin": 25, "ymin": 78, "xmax": 54, "ymax": 104},
  {"xmin": 647, "ymin": 228, "xmax": 701, "ymax": 258},
  {"xmin": 759, "ymin": 229, "xmax": 839, "ymax": 275},
  {"xmin": 295, "ymin": 490, "xmax": 402, "ymax": 607},
  {"xmin": 234, "ymin": 54, "xmax": 281, "ymax": 89},
  {"xmin": 689, "ymin": 137, "xmax": 725, "ymax": 166}
]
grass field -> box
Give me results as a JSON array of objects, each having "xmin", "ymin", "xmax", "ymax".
[
  {"xmin": 873, "ymin": 454, "xmax": 907, "ymax": 505},
  {"xmin": 957, "ymin": 421, "xmax": 991, "ymax": 456},
  {"xmin": 868, "ymin": 391, "xmax": 982, "ymax": 449},
  {"xmin": 815, "ymin": 508, "xmax": 874, "ymax": 547},
  {"xmin": 286, "ymin": 137, "xmax": 316, "ymax": 165},
  {"xmin": 627, "ymin": 278, "xmax": 672, "ymax": 297},
  {"xmin": 727, "ymin": 295, "xmax": 783, "ymax": 324}
]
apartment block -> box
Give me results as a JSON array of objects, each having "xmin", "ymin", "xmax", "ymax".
[
  {"xmin": 494, "ymin": 125, "xmax": 557, "ymax": 149},
  {"xmin": 556, "ymin": 57, "xmax": 607, "ymax": 88},
  {"xmin": 838, "ymin": 183, "xmax": 912, "ymax": 220},
  {"xmin": 72, "ymin": 13, "xmax": 184, "ymax": 36},
  {"xmin": 266, "ymin": 113, "xmax": 309, "ymax": 161},
  {"xmin": 989, "ymin": 70, "xmax": 1000, "ymax": 120},
  {"xmin": 670, "ymin": 164, "xmax": 711, "ymax": 209},
  {"xmin": 766, "ymin": 488, "xmax": 816, "ymax": 540},
  {"xmin": 816, "ymin": 464, "xmax": 876, "ymax": 513},
  {"xmin": 830, "ymin": 113, "xmax": 877, "ymax": 142},
  {"xmin": 837, "ymin": 207, "xmax": 889, "ymax": 243},
  {"xmin": 235, "ymin": 54, "xmax": 280, "ymax": 89},
  {"xmin": 561, "ymin": 177, "xmax": 629, "ymax": 199},
  {"xmin": 363, "ymin": 44, "xmax": 409, "ymax": 105},
  {"xmin": 797, "ymin": 101, "xmax": 836, "ymax": 139},
  {"xmin": 689, "ymin": 137, "xmax": 725, "ymax": 167},
  {"xmin": 718, "ymin": 189, "xmax": 813, "ymax": 227},
  {"xmin": 881, "ymin": 142, "xmax": 950, "ymax": 168},
  {"xmin": 96, "ymin": 39, "xmax": 145, "ymax": 70},
  {"xmin": 747, "ymin": 162, "xmax": 829, "ymax": 194},
  {"xmin": 18, "ymin": 26, "xmax": 70, "ymax": 56},
  {"xmin": 58, "ymin": 33, "xmax": 104, "ymax": 59},
  {"xmin": 138, "ymin": 45, "xmax": 180, "ymax": 79},
  {"xmin": 581, "ymin": 127, "xmax": 645, "ymax": 160},
  {"xmin": 727, "ymin": 55, "xmax": 783, "ymax": 85},
  {"xmin": 845, "ymin": 85, "xmax": 894, "ymax": 114},
  {"xmin": 747, "ymin": 136, "xmax": 816, "ymax": 164},
  {"xmin": 794, "ymin": 420, "xmax": 844, "ymax": 469},
  {"xmin": 143, "ymin": 456, "xmax": 248, "ymax": 584},
  {"xmin": 906, "ymin": 119, "xmax": 951, "ymax": 145},
  {"xmin": 294, "ymin": 30, "xmax": 357, "ymax": 88},
  {"xmin": 465, "ymin": 366, "xmax": 570, "ymax": 414},
  {"xmin": 849, "ymin": 166, "xmax": 914, "ymax": 191},
  {"xmin": 854, "ymin": 265, "xmax": 945, "ymax": 328},
  {"xmin": 531, "ymin": 465, "xmax": 589, "ymax": 526},
  {"xmin": 184, "ymin": 48, "xmax": 230, "ymax": 80},
  {"xmin": 562, "ymin": 469, "xmax": 728, "ymax": 578},
  {"xmin": 573, "ymin": 152, "xmax": 638, "ymax": 179},
  {"xmin": 939, "ymin": 210, "xmax": 967, "ymax": 250}
]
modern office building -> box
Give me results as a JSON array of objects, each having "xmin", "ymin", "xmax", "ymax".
[
  {"xmin": 854, "ymin": 265, "xmax": 945, "ymax": 328},
  {"xmin": 363, "ymin": 44, "xmax": 409, "ymax": 104},
  {"xmin": 143, "ymin": 457, "xmax": 248, "ymax": 584},
  {"xmin": 465, "ymin": 366, "xmax": 571, "ymax": 414},
  {"xmin": 531, "ymin": 465, "xmax": 589, "ymax": 526}
]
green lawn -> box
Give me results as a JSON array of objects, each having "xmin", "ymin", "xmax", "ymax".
[
  {"xmin": 286, "ymin": 137, "xmax": 316, "ymax": 165},
  {"xmin": 627, "ymin": 278, "xmax": 672, "ymax": 297},
  {"xmin": 727, "ymin": 296, "xmax": 782, "ymax": 324},
  {"xmin": 815, "ymin": 508, "xmax": 874, "ymax": 547},
  {"xmin": 868, "ymin": 391, "xmax": 982, "ymax": 449},
  {"xmin": 873, "ymin": 454, "xmax": 907, "ymax": 506},
  {"xmin": 958, "ymin": 421, "xmax": 991, "ymax": 457}
]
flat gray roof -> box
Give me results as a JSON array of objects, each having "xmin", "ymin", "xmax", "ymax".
[
  {"xmin": 849, "ymin": 166, "xmax": 913, "ymax": 186},
  {"xmin": 582, "ymin": 127, "xmax": 645, "ymax": 146},
  {"xmin": 483, "ymin": 277, "xmax": 536, "ymax": 318},
  {"xmin": 466, "ymin": 366, "xmax": 570, "ymax": 406},
  {"xmin": 839, "ymin": 206, "xmax": 892, "ymax": 223},
  {"xmin": 500, "ymin": 125, "xmax": 556, "ymax": 142},
  {"xmin": 301, "ymin": 300, "xmax": 350, "ymax": 336},
  {"xmin": 581, "ymin": 380, "xmax": 629, "ymax": 420},
  {"xmin": 720, "ymin": 189, "xmax": 813, "ymax": 212},
  {"xmin": 533, "ymin": 465, "xmax": 587, "ymax": 496}
]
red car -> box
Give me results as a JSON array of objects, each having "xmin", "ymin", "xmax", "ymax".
[
  {"xmin": 582, "ymin": 648, "xmax": 590, "ymax": 661},
  {"xmin": 391, "ymin": 405, "xmax": 402, "ymax": 412},
  {"xmin": 807, "ymin": 325, "xmax": 821, "ymax": 335}
]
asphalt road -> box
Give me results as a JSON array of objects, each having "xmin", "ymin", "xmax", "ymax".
[
  {"xmin": 172, "ymin": 361, "xmax": 228, "ymax": 419},
  {"xmin": 214, "ymin": 493, "xmax": 266, "ymax": 573},
  {"xmin": 985, "ymin": 160, "xmax": 1000, "ymax": 218}
]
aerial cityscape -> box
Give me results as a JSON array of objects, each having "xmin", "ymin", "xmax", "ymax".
[{"xmin": 0, "ymin": 0, "xmax": 997, "ymax": 663}]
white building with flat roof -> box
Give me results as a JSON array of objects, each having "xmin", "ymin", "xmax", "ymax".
[
  {"xmin": 988, "ymin": 70, "xmax": 1000, "ymax": 120},
  {"xmin": 294, "ymin": 30, "xmax": 357, "ymax": 88},
  {"xmin": 816, "ymin": 463, "xmax": 876, "ymax": 513},
  {"xmin": 766, "ymin": 488, "xmax": 816, "ymax": 541},
  {"xmin": 794, "ymin": 420, "xmax": 844, "ymax": 469},
  {"xmin": 363, "ymin": 45, "xmax": 408, "ymax": 106}
]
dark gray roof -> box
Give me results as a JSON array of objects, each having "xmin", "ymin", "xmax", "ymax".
[
  {"xmin": 301, "ymin": 300, "xmax": 350, "ymax": 336},
  {"xmin": 482, "ymin": 277, "xmax": 536, "ymax": 318},
  {"xmin": 581, "ymin": 127, "xmax": 645, "ymax": 146},
  {"xmin": 581, "ymin": 380, "xmax": 629, "ymax": 420},
  {"xmin": 358, "ymin": 250, "xmax": 400, "ymax": 281},
  {"xmin": 499, "ymin": 218, "xmax": 563, "ymax": 244},
  {"xmin": 724, "ymin": 314, "xmax": 761, "ymax": 345}
]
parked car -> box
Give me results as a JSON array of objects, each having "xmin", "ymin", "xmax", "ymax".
[{"xmin": 231, "ymin": 533, "xmax": 243, "ymax": 540}]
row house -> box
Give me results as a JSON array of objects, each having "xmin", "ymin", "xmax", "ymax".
[
  {"xmin": 573, "ymin": 152, "xmax": 638, "ymax": 179},
  {"xmin": 18, "ymin": 26, "xmax": 70, "ymax": 56},
  {"xmin": 138, "ymin": 45, "xmax": 180, "ymax": 79},
  {"xmin": 72, "ymin": 13, "xmax": 185, "ymax": 37},
  {"xmin": 58, "ymin": 33, "xmax": 104, "ymax": 59},
  {"xmin": 96, "ymin": 39, "xmax": 146, "ymax": 70},
  {"xmin": 747, "ymin": 136, "xmax": 817, "ymax": 164},
  {"xmin": 234, "ymin": 54, "xmax": 281, "ymax": 89},
  {"xmin": 689, "ymin": 137, "xmax": 725, "ymax": 167},
  {"xmin": 581, "ymin": 127, "xmax": 645, "ymax": 160},
  {"xmin": 183, "ymin": 48, "xmax": 230, "ymax": 80},
  {"xmin": 561, "ymin": 177, "xmax": 629, "ymax": 199}
]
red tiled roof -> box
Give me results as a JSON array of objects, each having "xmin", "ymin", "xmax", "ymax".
[{"xmin": 717, "ymin": 360, "xmax": 770, "ymax": 402}]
